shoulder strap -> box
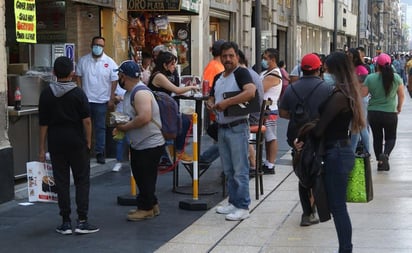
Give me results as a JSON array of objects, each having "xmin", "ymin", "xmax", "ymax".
[
  {"xmin": 263, "ymin": 68, "xmax": 282, "ymax": 79},
  {"xmin": 148, "ymin": 71, "xmax": 161, "ymax": 87},
  {"xmin": 130, "ymin": 85, "xmax": 162, "ymax": 130},
  {"xmin": 130, "ymin": 85, "xmax": 151, "ymax": 106},
  {"xmin": 233, "ymin": 67, "xmax": 243, "ymax": 90},
  {"xmin": 291, "ymin": 80, "xmax": 324, "ymax": 103}
]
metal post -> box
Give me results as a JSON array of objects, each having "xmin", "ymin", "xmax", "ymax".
[
  {"xmin": 333, "ymin": 0, "xmax": 338, "ymax": 51},
  {"xmin": 255, "ymin": 0, "xmax": 262, "ymax": 73},
  {"xmin": 357, "ymin": 0, "xmax": 360, "ymax": 47}
]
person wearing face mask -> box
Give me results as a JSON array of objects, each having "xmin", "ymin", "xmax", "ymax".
[
  {"xmin": 76, "ymin": 36, "xmax": 119, "ymax": 165},
  {"xmin": 279, "ymin": 53, "xmax": 333, "ymax": 227},
  {"xmin": 114, "ymin": 60, "xmax": 165, "ymax": 221},
  {"xmin": 259, "ymin": 48, "xmax": 283, "ymax": 174}
]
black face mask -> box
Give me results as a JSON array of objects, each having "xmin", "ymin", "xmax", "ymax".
[{"xmin": 118, "ymin": 78, "xmax": 126, "ymax": 89}]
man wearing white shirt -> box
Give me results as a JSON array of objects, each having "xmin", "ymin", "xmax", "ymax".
[{"xmin": 76, "ymin": 36, "xmax": 118, "ymax": 164}]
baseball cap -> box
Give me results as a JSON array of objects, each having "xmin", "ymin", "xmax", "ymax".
[
  {"xmin": 376, "ymin": 53, "xmax": 391, "ymax": 66},
  {"xmin": 211, "ymin": 39, "xmax": 225, "ymax": 56},
  {"xmin": 301, "ymin": 53, "xmax": 322, "ymax": 71},
  {"xmin": 114, "ymin": 60, "xmax": 141, "ymax": 78}
]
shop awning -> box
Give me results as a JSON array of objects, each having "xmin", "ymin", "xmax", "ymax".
[
  {"xmin": 127, "ymin": 0, "xmax": 199, "ymax": 15},
  {"xmin": 71, "ymin": 0, "xmax": 115, "ymax": 8}
]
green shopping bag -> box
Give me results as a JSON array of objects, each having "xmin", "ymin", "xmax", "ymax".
[{"xmin": 346, "ymin": 154, "xmax": 374, "ymax": 203}]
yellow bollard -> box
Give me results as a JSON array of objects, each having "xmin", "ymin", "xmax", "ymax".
[
  {"xmin": 192, "ymin": 113, "xmax": 199, "ymax": 200},
  {"xmin": 130, "ymin": 170, "xmax": 137, "ymax": 196}
]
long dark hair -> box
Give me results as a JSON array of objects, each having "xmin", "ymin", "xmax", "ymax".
[
  {"xmin": 347, "ymin": 48, "xmax": 363, "ymax": 67},
  {"xmin": 324, "ymin": 52, "xmax": 365, "ymax": 132},
  {"xmin": 152, "ymin": 51, "xmax": 177, "ymax": 75},
  {"xmin": 377, "ymin": 61, "xmax": 394, "ymax": 97}
]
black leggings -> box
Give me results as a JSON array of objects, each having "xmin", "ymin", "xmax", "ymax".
[{"xmin": 368, "ymin": 110, "xmax": 398, "ymax": 160}]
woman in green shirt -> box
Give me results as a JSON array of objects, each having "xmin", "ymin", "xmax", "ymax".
[{"xmin": 363, "ymin": 53, "xmax": 405, "ymax": 171}]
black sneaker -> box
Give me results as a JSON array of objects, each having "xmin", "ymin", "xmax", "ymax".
[
  {"xmin": 75, "ymin": 220, "xmax": 99, "ymax": 234},
  {"xmin": 378, "ymin": 153, "xmax": 390, "ymax": 171},
  {"xmin": 300, "ymin": 213, "xmax": 319, "ymax": 226},
  {"xmin": 262, "ymin": 165, "xmax": 275, "ymax": 174},
  {"xmin": 56, "ymin": 222, "xmax": 72, "ymax": 235},
  {"xmin": 96, "ymin": 153, "xmax": 105, "ymax": 164}
]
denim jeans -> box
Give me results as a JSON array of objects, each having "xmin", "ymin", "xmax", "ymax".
[
  {"xmin": 350, "ymin": 126, "xmax": 370, "ymax": 154},
  {"xmin": 175, "ymin": 114, "xmax": 191, "ymax": 151},
  {"xmin": 218, "ymin": 122, "xmax": 250, "ymax": 209},
  {"xmin": 200, "ymin": 143, "xmax": 219, "ymax": 163},
  {"xmin": 89, "ymin": 102, "xmax": 108, "ymax": 155},
  {"xmin": 323, "ymin": 142, "xmax": 355, "ymax": 253},
  {"xmin": 116, "ymin": 136, "xmax": 128, "ymax": 162}
]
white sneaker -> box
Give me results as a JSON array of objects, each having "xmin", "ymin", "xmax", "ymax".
[
  {"xmin": 225, "ymin": 208, "xmax": 250, "ymax": 221},
  {"xmin": 112, "ymin": 162, "xmax": 122, "ymax": 172},
  {"xmin": 216, "ymin": 203, "xmax": 236, "ymax": 214}
]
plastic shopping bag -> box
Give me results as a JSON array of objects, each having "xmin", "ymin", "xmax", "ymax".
[{"xmin": 26, "ymin": 161, "xmax": 58, "ymax": 203}]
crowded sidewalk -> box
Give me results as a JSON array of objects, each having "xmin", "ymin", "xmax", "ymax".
[
  {"xmin": 156, "ymin": 93, "xmax": 412, "ymax": 253},
  {"xmin": 1, "ymin": 92, "xmax": 412, "ymax": 253}
]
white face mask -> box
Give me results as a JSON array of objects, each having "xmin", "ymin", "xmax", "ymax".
[
  {"xmin": 323, "ymin": 73, "xmax": 335, "ymax": 86},
  {"xmin": 92, "ymin": 45, "xmax": 103, "ymax": 56}
]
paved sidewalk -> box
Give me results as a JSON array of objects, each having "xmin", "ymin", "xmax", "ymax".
[
  {"xmin": 156, "ymin": 97, "xmax": 412, "ymax": 253},
  {"xmin": 2, "ymin": 93, "xmax": 412, "ymax": 253}
]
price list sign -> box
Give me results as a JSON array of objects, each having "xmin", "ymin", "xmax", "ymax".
[{"xmin": 14, "ymin": 0, "xmax": 37, "ymax": 43}]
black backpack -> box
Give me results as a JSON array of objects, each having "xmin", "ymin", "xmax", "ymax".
[
  {"xmin": 292, "ymin": 121, "xmax": 324, "ymax": 189},
  {"xmin": 130, "ymin": 85, "xmax": 181, "ymax": 140},
  {"xmin": 287, "ymin": 81, "xmax": 322, "ymax": 146}
]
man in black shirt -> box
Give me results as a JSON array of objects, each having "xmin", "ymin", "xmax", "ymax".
[
  {"xmin": 279, "ymin": 53, "xmax": 332, "ymax": 226},
  {"xmin": 39, "ymin": 56, "xmax": 99, "ymax": 235}
]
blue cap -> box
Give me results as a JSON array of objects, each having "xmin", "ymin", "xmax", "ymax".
[{"xmin": 114, "ymin": 60, "xmax": 141, "ymax": 78}]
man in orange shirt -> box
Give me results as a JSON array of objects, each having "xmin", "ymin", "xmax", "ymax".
[{"xmin": 203, "ymin": 39, "xmax": 225, "ymax": 87}]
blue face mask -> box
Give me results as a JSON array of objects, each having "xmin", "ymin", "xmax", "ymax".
[
  {"xmin": 323, "ymin": 73, "xmax": 335, "ymax": 86},
  {"xmin": 92, "ymin": 45, "xmax": 103, "ymax": 56},
  {"xmin": 261, "ymin": 59, "xmax": 268, "ymax": 69}
]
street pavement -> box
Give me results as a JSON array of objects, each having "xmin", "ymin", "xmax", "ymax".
[{"xmin": 1, "ymin": 91, "xmax": 412, "ymax": 253}]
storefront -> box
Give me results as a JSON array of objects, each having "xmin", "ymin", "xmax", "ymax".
[
  {"xmin": 127, "ymin": 0, "xmax": 199, "ymax": 75},
  {"xmin": 4, "ymin": 0, "xmax": 119, "ymax": 179}
]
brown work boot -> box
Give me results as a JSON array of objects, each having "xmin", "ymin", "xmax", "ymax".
[
  {"xmin": 127, "ymin": 209, "xmax": 154, "ymax": 221},
  {"xmin": 128, "ymin": 204, "xmax": 160, "ymax": 216},
  {"xmin": 178, "ymin": 152, "xmax": 192, "ymax": 162}
]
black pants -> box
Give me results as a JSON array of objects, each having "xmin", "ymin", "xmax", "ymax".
[
  {"xmin": 51, "ymin": 146, "xmax": 90, "ymax": 222},
  {"xmin": 130, "ymin": 145, "xmax": 164, "ymax": 210},
  {"xmin": 368, "ymin": 110, "xmax": 398, "ymax": 160},
  {"xmin": 299, "ymin": 182, "xmax": 314, "ymax": 216}
]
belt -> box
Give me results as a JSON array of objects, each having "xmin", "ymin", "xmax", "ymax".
[
  {"xmin": 218, "ymin": 119, "xmax": 248, "ymax": 129},
  {"xmin": 325, "ymin": 139, "xmax": 351, "ymax": 149}
]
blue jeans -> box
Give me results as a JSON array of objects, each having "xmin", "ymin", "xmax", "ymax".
[
  {"xmin": 350, "ymin": 126, "xmax": 370, "ymax": 154},
  {"xmin": 175, "ymin": 114, "xmax": 191, "ymax": 151},
  {"xmin": 323, "ymin": 142, "xmax": 355, "ymax": 253},
  {"xmin": 89, "ymin": 102, "xmax": 108, "ymax": 155},
  {"xmin": 200, "ymin": 143, "xmax": 219, "ymax": 163},
  {"xmin": 116, "ymin": 136, "xmax": 128, "ymax": 162},
  {"xmin": 218, "ymin": 122, "xmax": 250, "ymax": 209}
]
